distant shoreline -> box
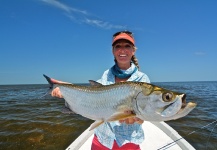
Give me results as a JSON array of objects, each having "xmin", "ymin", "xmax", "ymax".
[{"xmin": 1, "ymin": 80, "xmax": 217, "ymax": 86}]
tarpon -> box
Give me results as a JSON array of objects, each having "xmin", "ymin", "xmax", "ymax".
[{"xmin": 43, "ymin": 74, "xmax": 196, "ymax": 130}]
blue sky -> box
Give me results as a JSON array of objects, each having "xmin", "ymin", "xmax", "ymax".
[{"xmin": 0, "ymin": 0, "xmax": 217, "ymax": 84}]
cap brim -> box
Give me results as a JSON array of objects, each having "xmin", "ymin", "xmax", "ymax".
[{"xmin": 112, "ymin": 33, "xmax": 135, "ymax": 45}]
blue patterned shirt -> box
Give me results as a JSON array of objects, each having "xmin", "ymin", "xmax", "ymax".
[{"xmin": 95, "ymin": 68, "xmax": 150, "ymax": 149}]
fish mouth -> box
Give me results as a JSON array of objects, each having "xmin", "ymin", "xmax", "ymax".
[
  {"xmin": 180, "ymin": 94, "xmax": 197, "ymax": 109},
  {"xmin": 181, "ymin": 94, "xmax": 187, "ymax": 109},
  {"xmin": 166, "ymin": 94, "xmax": 187, "ymax": 110},
  {"xmin": 161, "ymin": 94, "xmax": 186, "ymax": 117},
  {"xmin": 162, "ymin": 94, "xmax": 197, "ymax": 117}
]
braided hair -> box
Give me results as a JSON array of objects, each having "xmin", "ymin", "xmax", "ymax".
[{"xmin": 131, "ymin": 55, "xmax": 140, "ymax": 71}]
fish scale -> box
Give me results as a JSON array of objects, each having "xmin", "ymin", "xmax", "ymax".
[{"xmin": 59, "ymin": 84, "xmax": 138, "ymax": 121}]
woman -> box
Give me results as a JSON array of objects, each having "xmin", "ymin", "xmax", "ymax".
[{"xmin": 52, "ymin": 31, "xmax": 150, "ymax": 150}]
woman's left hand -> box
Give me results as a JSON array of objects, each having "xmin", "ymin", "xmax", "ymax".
[{"xmin": 119, "ymin": 117, "xmax": 144, "ymax": 124}]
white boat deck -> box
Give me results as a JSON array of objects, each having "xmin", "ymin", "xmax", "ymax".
[{"xmin": 66, "ymin": 121, "xmax": 195, "ymax": 150}]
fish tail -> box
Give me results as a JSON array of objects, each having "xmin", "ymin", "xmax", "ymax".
[
  {"xmin": 43, "ymin": 74, "xmax": 54, "ymax": 90},
  {"xmin": 39, "ymin": 74, "xmax": 55, "ymax": 98},
  {"xmin": 42, "ymin": 74, "xmax": 69, "ymax": 98}
]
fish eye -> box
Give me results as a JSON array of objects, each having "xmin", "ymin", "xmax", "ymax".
[{"xmin": 162, "ymin": 92, "xmax": 174, "ymax": 102}]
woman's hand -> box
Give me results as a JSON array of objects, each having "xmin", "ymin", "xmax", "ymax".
[
  {"xmin": 119, "ymin": 117, "xmax": 144, "ymax": 124},
  {"xmin": 51, "ymin": 87, "xmax": 63, "ymax": 98},
  {"xmin": 119, "ymin": 110, "xmax": 144, "ymax": 124}
]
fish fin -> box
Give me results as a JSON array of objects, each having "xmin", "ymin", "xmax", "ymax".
[
  {"xmin": 43, "ymin": 74, "xmax": 72, "ymax": 97},
  {"xmin": 62, "ymin": 101, "xmax": 77, "ymax": 114},
  {"xmin": 107, "ymin": 111, "xmax": 136, "ymax": 122},
  {"xmin": 43, "ymin": 74, "xmax": 54, "ymax": 90},
  {"xmin": 43, "ymin": 74, "xmax": 71, "ymax": 86},
  {"xmin": 89, "ymin": 80, "xmax": 103, "ymax": 86},
  {"xmin": 89, "ymin": 120, "xmax": 104, "ymax": 131},
  {"xmin": 61, "ymin": 107, "xmax": 76, "ymax": 114},
  {"xmin": 42, "ymin": 74, "xmax": 55, "ymax": 98}
]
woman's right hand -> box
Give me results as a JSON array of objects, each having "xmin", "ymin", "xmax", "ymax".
[{"xmin": 51, "ymin": 87, "xmax": 63, "ymax": 98}]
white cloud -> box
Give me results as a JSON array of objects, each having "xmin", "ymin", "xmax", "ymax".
[
  {"xmin": 40, "ymin": 0, "xmax": 124, "ymax": 30},
  {"xmin": 41, "ymin": 0, "xmax": 87, "ymax": 14},
  {"xmin": 194, "ymin": 52, "xmax": 206, "ymax": 56},
  {"xmin": 41, "ymin": 0, "xmax": 72, "ymax": 13},
  {"xmin": 84, "ymin": 18, "xmax": 125, "ymax": 29}
]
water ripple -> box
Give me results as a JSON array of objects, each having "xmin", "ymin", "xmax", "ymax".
[{"xmin": 0, "ymin": 82, "xmax": 216, "ymax": 150}]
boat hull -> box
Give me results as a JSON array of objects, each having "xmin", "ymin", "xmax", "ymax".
[{"xmin": 66, "ymin": 121, "xmax": 195, "ymax": 150}]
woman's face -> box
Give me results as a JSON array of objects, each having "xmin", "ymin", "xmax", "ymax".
[{"xmin": 112, "ymin": 40, "xmax": 135, "ymax": 69}]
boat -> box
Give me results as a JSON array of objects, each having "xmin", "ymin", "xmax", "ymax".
[{"xmin": 66, "ymin": 121, "xmax": 195, "ymax": 150}]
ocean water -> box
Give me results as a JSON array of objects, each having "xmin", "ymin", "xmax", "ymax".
[{"xmin": 0, "ymin": 81, "xmax": 216, "ymax": 150}]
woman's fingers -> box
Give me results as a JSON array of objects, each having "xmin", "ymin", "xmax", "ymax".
[{"xmin": 51, "ymin": 87, "xmax": 63, "ymax": 98}]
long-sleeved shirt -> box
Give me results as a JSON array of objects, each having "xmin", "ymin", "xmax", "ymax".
[{"xmin": 95, "ymin": 67, "xmax": 150, "ymax": 149}]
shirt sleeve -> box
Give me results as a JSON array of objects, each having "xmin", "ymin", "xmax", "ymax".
[
  {"xmin": 97, "ymin": 69, "xmax": 115, "ymax": 85},
  {"xmin": 140, "ymin": 73, "xmax": 151, "ymax": 83}
]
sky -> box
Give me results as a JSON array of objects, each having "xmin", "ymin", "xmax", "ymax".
[{"xmin": 0, "ymin": 0, "xmax": 217, "ymax": 85}]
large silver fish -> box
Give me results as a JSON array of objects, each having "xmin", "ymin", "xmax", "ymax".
[{"xmin": 43, "ymin": 74, "xmax": 196, "ymax": 130}]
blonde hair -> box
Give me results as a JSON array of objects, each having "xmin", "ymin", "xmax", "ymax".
[{"xmin": 131, "ymin": 55, "xmax": 140, "ymax": 71}]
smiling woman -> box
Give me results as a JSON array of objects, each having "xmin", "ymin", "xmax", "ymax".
[
  {"xmin": 51, "ymin": 30, "xmax": 151, "ymax": 149},
  {"xmin": 112, "ymin": 31, "xmax": 137, "ymax": 70},
  {"xmin": 112, "ymin": 41, "xmax": 135, "ymax": 69}
]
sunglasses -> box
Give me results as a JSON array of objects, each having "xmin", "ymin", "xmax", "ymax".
[{"xmin": 113, "ymin": 30, "xmax": 133, "ymax": 37}]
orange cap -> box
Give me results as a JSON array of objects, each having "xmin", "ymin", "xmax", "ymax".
[{"xmin": 112, "ymin": 33, "xmax": 135, "ymax": 46}]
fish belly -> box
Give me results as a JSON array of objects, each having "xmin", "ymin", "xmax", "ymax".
[{"xmin": 59, "ymin": 85, "xmax": 137, "ymax": 121}]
